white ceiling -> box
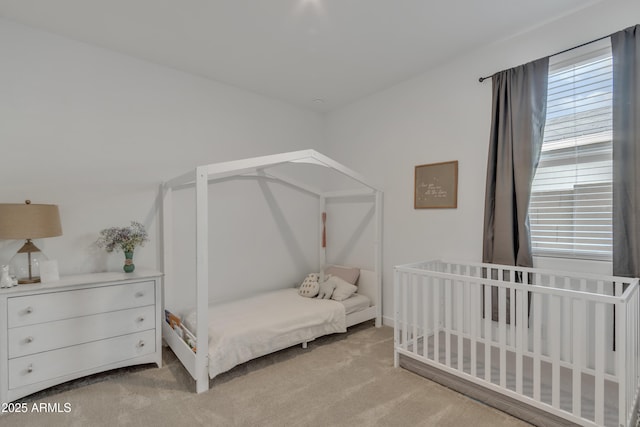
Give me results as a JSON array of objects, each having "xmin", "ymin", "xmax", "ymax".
[{"xmin": 0, "ymin": 0, "xmax": 597, "ymax": 112}]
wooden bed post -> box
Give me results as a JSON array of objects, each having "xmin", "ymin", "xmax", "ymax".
[
  {"xmin": 374, "ymin": 190, "xmax": 383, "ymax": 327},
  {"xmin": 161, "ymin": 183, "xmax": 172, "ymax": 323},
  {"xmin": 319, "ymin": 196, "xmax": 326, "ymax": 279},
  {"xmin": 195, "ymin": 166, "xmax": 209, "ymax": 393}
]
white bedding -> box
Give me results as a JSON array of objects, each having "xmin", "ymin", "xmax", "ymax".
[
  {"xmin": 183, "ymin": 288, "xmax": 347, "ymax": 379},
  {"xmin": 342, "ymin": 293, "xmax": 371, "ymax": 315}
]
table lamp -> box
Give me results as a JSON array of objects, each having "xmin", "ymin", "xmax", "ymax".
[{"xmin": 0, "ymin": 200, "xmax": 63, "ymax": 284}]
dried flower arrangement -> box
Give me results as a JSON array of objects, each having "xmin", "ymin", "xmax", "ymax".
[{"xmin": 96, "ymin": 221, "xmax": 149, "ymax": 253}]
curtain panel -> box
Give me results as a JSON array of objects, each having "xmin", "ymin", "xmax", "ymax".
[
  {"xmin": 482, "ymin": 58, "xmax": 549, "ymax": 267},
  {"xmin": 612, "ymin": 24, "xmax": 640, "ymax": 278}
]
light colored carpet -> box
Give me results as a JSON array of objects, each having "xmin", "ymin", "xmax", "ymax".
[{"xmin": 1, "ymin": 323, "xmax": 531, "ymax": 426}]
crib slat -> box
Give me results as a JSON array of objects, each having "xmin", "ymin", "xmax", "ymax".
[
  {"xmin": 402, "ymin": 273, "xmax": 408, "ymax": 350},
  {"xmin": 428, "ymin": 275, "xmax": 435, "ymax": 361},
  {"xmin": 464, "ymin": 266, "xmax": 471, "ymax": 374},
  {"xmin": 433, "ymin": 278, "xmax": 440, "ymax": 364},
  {"xmin": 550, "ymin": 292, "xmax": 561, "ymax": 409},
  {"xmin": 572, "ymin": 298, "xmax": 584, "ymax": 419},
  {"xmin": 509, "ymin": 271, "xmax": 516, "ymax": 348},
  {"xmin": 412, "ymin": 274, "xmax": 418, "ymax": 355},
  {"xmin": 562, "ymin": 277, "xmax": 571, "ymax": 362},
  {"xmin": 516, "ymin": 288, "xmax": 525, "ymax": 395},
  {"xmin": 394, "ymin": 269, "xmax": 399, "ymax": 367},
  {"xmin": 498, "ymin": 284, "xmax": 507, "ymax": 388},
  {"xmin": 484, "ymin": 279, "xmax": 491, "ymax": 383},
  {"xmin": 457, "ymin": 279, "xmax": 464, "ymax": 371},
  {"xmin": 533, "ymin": 292, "xmax": 541, "ymax": 401},
  {"xmin": 622, "ymin": 291, "xmax": 636, "ymax": 427},
  {"xmin": 594, "ymin": 281, "xmax": 605, "ymax": 426},
  {"xmin": 445, "ymin": 278, "xmax": 452, "ymax": 368},
  {"xmin": 617, "ymin": 298, "xmax": 627, "ymax": 427},
  {"xmin": 613, "ymin": 282, "xmax": 622, "ymax": 377},
  {"xmin": 464, "ymin": 278, "xmax": 470, "ymax": 337},
  {"xmin": 422, "ymin": 275, "xmax": 429, "ymax": 359},
  {"xmin": 470, "ymin": 281, "xmax": 477, "ymax": 378}
]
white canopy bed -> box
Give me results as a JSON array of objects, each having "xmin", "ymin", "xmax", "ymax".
[{"xmin": 161, "ymin": 150, "xmax": 383, "ymax": 393}]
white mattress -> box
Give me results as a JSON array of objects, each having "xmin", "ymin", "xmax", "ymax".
[
  {"xmin": 183, "ymin": 288, "xmax": 349, "ymax": 379},
  {"xmin": 342, "ymin": 293, "xmax": 371, "ymax": 315}
]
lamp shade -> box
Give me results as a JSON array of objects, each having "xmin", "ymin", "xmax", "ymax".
[{"xmin": 0, "ymin": 202, "xmax": 62, "ymax": 239}]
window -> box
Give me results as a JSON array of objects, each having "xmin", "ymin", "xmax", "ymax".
[{"xmin": 529, "ymin": 39, "xmax": 613, "ymax": 260}]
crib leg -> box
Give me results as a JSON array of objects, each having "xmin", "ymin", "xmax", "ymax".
[
  {"xmin": 302, "ymin": 342, "xmax": 308, "ymax": 349},
  {"xmin": 394, "ymin": 351, "xmax": 399, "ymax": 368}
]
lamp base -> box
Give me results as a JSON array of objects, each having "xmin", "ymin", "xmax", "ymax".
[{"xmin": 10, "ymin": 239, "xmax": 48, "ymax": 285}]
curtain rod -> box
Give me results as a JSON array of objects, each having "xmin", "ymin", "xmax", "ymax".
[{"xmin": 478, "ymin": 33, "xmax": 611, "ymax": 83}]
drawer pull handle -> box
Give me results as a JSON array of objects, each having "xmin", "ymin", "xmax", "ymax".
[
  {"xmin": 135, "ymin": 292, "xmax": 144, "ymax": 298},
  {"xmin": 25, "ymin": 336, "xmax": 34, "ymax": 343},
  {"xmin": 138, "ymin": 340, "xmax": 145, "ymax": 348},
  {"xmin": 137, "ymin": 316, "xmax": 145, "ymax": 322},
  {"xmin": 27, "ymin": 364, "xmax": 33, "ymax": 374},
  {"xmin": 25, "ymin": 306, "xmax": 33, "ymax": 314}
]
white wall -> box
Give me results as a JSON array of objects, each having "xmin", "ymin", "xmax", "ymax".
[
  {"xmin": 326, "ymin": 0, "xmax": 640, "ymax": 322},
  {"xmin": 167, "ymin": 178, "xmax": 321, "ymax": 312},
  {"xmin": 0, "ymin": 19, "xmax": 325, "ymax": 294}
]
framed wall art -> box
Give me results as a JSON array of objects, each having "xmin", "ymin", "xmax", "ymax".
[{"xmin": 414, "ymin": 160, "xmax": 458, "ymax": 209}]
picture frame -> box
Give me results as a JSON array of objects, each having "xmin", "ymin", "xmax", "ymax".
[
  {"xmin": 39, "ymin": 259, "xmax": 60, "ymax": 283},
  {"xmin": 414, "ymin": 160, "xmax": 458, "ymax": 209}
]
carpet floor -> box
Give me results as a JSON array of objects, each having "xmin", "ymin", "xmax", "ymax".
[{"xmin": 1, "ymin": 323, "xmax": 531, "ymax": 427}]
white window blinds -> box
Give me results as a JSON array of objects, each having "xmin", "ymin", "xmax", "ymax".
[{"xmin": 529, "ymin": 39, "xmax": 613, "ymax": 260}]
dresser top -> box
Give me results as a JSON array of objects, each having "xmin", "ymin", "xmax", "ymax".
[{"xmin": 0, "ymin": 269, "xmax": 162, "ymax": 296}]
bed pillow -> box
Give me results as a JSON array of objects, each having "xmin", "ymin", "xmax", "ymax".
[
  {"xmin": 317, "ymin": 279, "xmax": 336, "ymax": 299},
  {"xmin": 327, "ymin": 275, "xmax": 358, "ymax": 301},
  {"xmin": 324, "ymin": 265, "xmax": 360, "ymax": 285},
  {"xmin": 298, "ymin": 273, "xmax": 320, "ymax": 298}
]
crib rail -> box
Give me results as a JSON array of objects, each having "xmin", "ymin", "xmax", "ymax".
[{"xmin": 394, "ymin": 260, "xmax": 640, "ymax": 427}]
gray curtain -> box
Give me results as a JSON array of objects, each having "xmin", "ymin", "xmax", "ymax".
[
  {"xmin": 482, "ymin": 58, "xmax": 548, "ymax": 322},
  {"xmin": 612, "ymin": 24, "xmax": 640, "ymax": 278},
  {"xmin": 482, "ymin": 58, "xmax": 549, "ymax": 267}
]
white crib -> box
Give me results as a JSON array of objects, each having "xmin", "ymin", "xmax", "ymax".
[{"xmin": 394, "ymin": 260, "xmax": 640, "ymax": 427}]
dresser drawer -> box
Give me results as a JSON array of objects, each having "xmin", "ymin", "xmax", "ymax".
[
  {"xmin": 8, "ymin": 305, "xmax": 156, "ymax": 358},
  {"xmin": 8, "ymin": 281, "xmax": 155, "ymax": 327},
  {"xmin": 9, "ymin": 329, "xmax": 155, "ymax": 389}
]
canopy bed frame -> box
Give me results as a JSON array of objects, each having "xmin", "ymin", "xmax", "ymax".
[{"xmin": 161, "ymin": 149, "xmax": 383, "ymax": 393}]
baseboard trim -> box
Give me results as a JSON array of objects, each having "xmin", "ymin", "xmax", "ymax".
[{"xmin": 382, "ymin": 315, "xmax": 394, "ymax": 327}]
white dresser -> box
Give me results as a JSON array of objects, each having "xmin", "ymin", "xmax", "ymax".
[{"xmin": 0, "ymin": 270, "xmax": 162, "ymax": 403}]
